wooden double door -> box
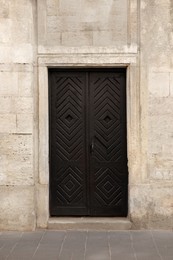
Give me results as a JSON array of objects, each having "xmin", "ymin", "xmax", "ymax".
[{"xmin": 49, "ymin": 68, "xmax": 128, "ymax": 217}]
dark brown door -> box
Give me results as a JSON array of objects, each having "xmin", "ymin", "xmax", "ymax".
[{"xmin": 49, "ymin": 69, "xmax": 128, "ymax": 217}]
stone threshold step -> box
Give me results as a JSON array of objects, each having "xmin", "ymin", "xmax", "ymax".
[{"xmin": 48, "ymin": 217, "xmax": 132, "ymax": 230}]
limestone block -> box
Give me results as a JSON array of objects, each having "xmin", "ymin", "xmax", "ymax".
[
  {"xmin": 109, "ymin": 0, "xmax": 127, "ymax": 15},
  {"xmin": 47, "ymin": 16, "xmax": 83, "ymax": 33},
  {"xmin": 148, "ymin": 97, "xmax": 173, "ymax": 115},
  {"xmin": 12, "ymin": 97, "xmax": 33, "ymax": 114},
  {"xmin": 9, "ymin": 0, "xmax": 32, "ymax": 20},
  {"xmin": 130, "ymin": 185, "xmax": 173, "ymax": 229},
  {"xmin": 0, "ymin": 18, "xmax": 11, "ymax": 43},
  {"xmin": 149, "ymin": 72, "xmax": 169, "ymax": 97},
  {"xmin": 0, "ymin": 72, "xmax": 18, "ymax": 95},
  {"xmin": 62, "ymin": 31, "xmax": 93, "ymax": 46},
  {"xmin": 0, "ymin": 46, "xmax": 12, "ymax": 62},
  {"xmin": 0, "ymin": 134, "xmax": 33, "ymax": 155},
  {"xmin": 0, "ymin": 97, "xmax": 12, "ymax": 113},
  {"xmin": 47, "ymin": 0, "xmax": 59, "ymax": 16},
  {"xmin": 0, "ymin": 63, "xmax": 33, "ymax": 73},
  {"xmin": 148, "ymin": 115, "xmax": 173, "ymax": 155},
  {"xmin": 0, "ymin": 186, "xmax": 35, "ymax": 231},
  {"xmin": 93, "ymin": 31, "xmax": 114, "ymax": 46},
  {"xmin": 12, "ymin": 44, "xmax": 33, "ymax": 63},
  {"xmin": 93, "ymin": 29, "xmax": 127, "ymax": 46},
  {"xmin": 17, "ymin": 114, "xmax": 33, "ymax": 133},
  {"xmin": 11, "ymin": 19, "xmax": 32, "ymax": 44},
  {"xmin": 150, "ymin": 169, "xmax": 173, "ymax": 181},
  {"xmin": 81, "ymin": 2, "xmax": 127, "ymax": 30},
  {"xmin": 0, "ymin": 114, "xmax": 16, "ymax": 133},
  {"xmin": 82, "ymin": 0, "xmax": 113, "ymax": 22},
  {"xmin": 0, "ymin": 154, "xmax": 34, "ymax": 185},
  {"xmin": 59, "ymin": 0, "xmax": 82, "ymax": 16},
  {"xmin": 36, "ymin": 184, "xmax": 49, "ymax": 228},
  {"xmin": 38, "ymin": 0, "xmax": 47, "ymax": 44},
  {"xmin": 18, "ymin": 72, "xmax": 33, "ymax": 97},
  {"xmin": 46, "ymin": 33, "xmax": 61, "ymax": 46},
  {"xmin": 0, "ymin": 0, "xmax": 9, "ymax": 18},
  {"xmin": 170, "ymin": 73, "xmax": 173, "ymax": 97}
]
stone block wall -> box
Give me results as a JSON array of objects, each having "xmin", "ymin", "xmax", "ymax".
[
  {"xmin": 0, "ymin": 0, "xmax": 173, "ymax": 230},
  {"xmin": 129, "ymin": 0, "xmax": 173, "ymax": 229},
  {"xmin": 39, "ymin": 0, "xmax": 128, "ymax": 48},
  {"xmin": 0, "ymin": 0, "xmax": 36, "ymax": 230}
]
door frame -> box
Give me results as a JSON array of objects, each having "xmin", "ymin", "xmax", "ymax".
[{"xmin": 36, "ymin": 52, "xmax": 140, "ymax": 228}]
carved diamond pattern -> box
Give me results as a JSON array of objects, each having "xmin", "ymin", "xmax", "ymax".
[
  {"xmin": 93, "ymin": 77, "xmax": 122, "ymax": 161},
  {"xmin": 95, "ymin": 168, "xmax": 122, "ymax": 206},
  {"xmin": 55, "ymin": 76, "xmax": 84, "ymax": 161},
  {"xmin": 56, "ymin": 167, "xmax": 83, "ymax": 204}
]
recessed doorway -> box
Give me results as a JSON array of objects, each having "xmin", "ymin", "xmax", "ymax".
[{"xmin": 49, "ymin": 68, "xmax": 128, "ymax": 217}]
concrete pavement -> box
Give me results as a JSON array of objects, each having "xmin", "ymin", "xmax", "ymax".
[{"xmin": 0, "ymin": 230, "xmax": 173, "ymax": 260}]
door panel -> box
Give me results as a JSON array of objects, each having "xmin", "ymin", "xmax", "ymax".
[
  {"xmin": 89, "ymin": 71, "xmax": 128, "ymax": 216},
  {"xmin": 49, "ymin": 69, "xmax": 128, "ymax": 216},
  {"xmin": 49, "ymin": 71, "xmax": 88, "ymax": 215}
]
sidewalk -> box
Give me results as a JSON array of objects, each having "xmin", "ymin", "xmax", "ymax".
[{"xmin": 0, "ymin": 230, "xmax": 173, "ymax": 260}]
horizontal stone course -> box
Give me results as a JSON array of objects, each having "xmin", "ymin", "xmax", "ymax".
[
  {"xmin": 0, "ymin": 72, "xmax": 18, "ymax": 96},
  {"xmin": 0, "ymin": 186, "xmax": 35, "ymax": 231},
  {"xmin": 0, "ymin": 114, "xmax": 16, "ymax": 133},
  {"xmin": 62, "ymin": 31, "xmax": 93, "ymax": 46},
  {"xmin": 0, "ymin": 134, "xmax": 33, "ymax": 155}
]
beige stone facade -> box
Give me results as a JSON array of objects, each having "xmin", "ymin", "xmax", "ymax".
[{"xmin": 0, "ymin": 0, "xmax": 173, "ymax": 230}]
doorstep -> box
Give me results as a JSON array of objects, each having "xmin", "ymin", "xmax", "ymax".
[{"xmin": 48, "ymin": 217, "xmax": 132, "ymax": 230}]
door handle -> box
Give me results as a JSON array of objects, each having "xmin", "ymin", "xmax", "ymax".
[{"xmin": 90, "ymin": 138, "xmax": 94, "ymax": 153}]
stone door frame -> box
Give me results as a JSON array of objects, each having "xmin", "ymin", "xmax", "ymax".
[{"xmin": 36, "ymin": 51, "xmax": 140, "ymax": 228}]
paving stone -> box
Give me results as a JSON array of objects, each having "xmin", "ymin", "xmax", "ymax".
[
  {"xmin": 59, "ymin": 231, "xmax": 86, "ymax": 260},
  {"xmin": 109, "ymin": 231, "xmax": 135, "ymax": 260},
  {"xmin": 130, "ymin": 231, "xmax": 161, "ymax": 260},
  {"xmin": 152, "ymin": 231, "xmax": 173, "ymax": 259},
  {"xmin": 32, "ymin": 231, "xmax": 66, "ymax": 260},
  {"xmin": 85, "ymin": 231, "xmax": 110, "ymax": 260},
  {"xmin": 0, "ymin": 232, "xmax": 22, "ymax": 260},
  {"xmin": 0, "ymin": 230, "xmax": 173, "ymax": 260}
]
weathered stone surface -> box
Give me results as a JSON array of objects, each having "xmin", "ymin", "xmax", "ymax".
[
  {"xmin": 0, "ymin": 115, "xmax": 16, "ymax": 133},
  {"xmin": 12, "ymin": 97, "xmax": 33, "ymax": 114},
  {"xmin": 0, "ymin": 0, "xmax": 9, "ymax": 18},
  {"xmin": 170, "ymin": 73, "xmax": 173, "ymax": 97},
  {"xmin": 18, "ymin": 72, "xmax": 33, "ymax": 97},
  {"xmin": 0, "ymin": 72, "xmax": 18, "ymax": 95},
  {"xmin": 38, "ymin": 0, "xmax": 129, "ymax": 48},
  {"xmin": 130, "ymin": 185, "xmax": 173, "ymax": 229},
  {"xmin": 0, "ymin": 186, "xmax": 35, "ymax": 231},
  {"xmin": 36, "ymin": 184, "xmax": 49, "ymax": 229},
  {"xmin": 11, "ymin": 19, "xmax": 32, "ymax": 43},
  {"xmin": 62, "ymin": 31, "xmax": 93, "ymax": 46},
  {"xmin": 0, "ymin": 97, "xmax": 12, "ymax": 114},
  {"xmin": 93, "ymin": 31, "xmax": 114, "ymax": 46},
  {"xmin": 148, "ymin": 97, "xmax": 173, "ymax": 115},
  {"xmin": 0, "ymin": 134, "xmax": 33, "ymax": 155},
  {"xmin": 9, "ymin": 0, "xmax": 33, "ymax": 20},
  {"xmin": 0, "ymin": 18, "xmax": 11, "ymax": 43},
  {"xmin": 47, "ymin": 0, "xmax": 59, "ymax": 16},
  {"xmin": 0, "ymin": 0, "xmax": 35, "ymax": 231},
  {"xmin": 0, "ymin": 154, "xmax": 33, "ymax": 185},
  {"xmin": 16, "ymin": 114, "xmax": 33, "ymax": 133},
  {"xmin": 149, "ymin": 72, "xmax": 170, "ymax": 97},
  {"xmin": 12, "ymin": 44, "xmax": 34, "ymax": 63},
  {"xmin": 148, "ymin": 115, "xmax": 173, "ymax": 155},
  {"xmin": 59, "ymin": 0, "xmax": 82, "ymax": 16},
  {"xmin": 150, "ymin": 169, "xmax": 173, "ymax": 181}
]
